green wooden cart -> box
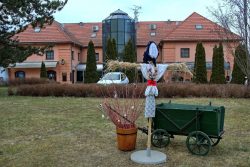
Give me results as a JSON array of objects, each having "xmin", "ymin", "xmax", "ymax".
[{"xmin": 151, "ymin": 101, "xmax": 225, "ymax": 156}]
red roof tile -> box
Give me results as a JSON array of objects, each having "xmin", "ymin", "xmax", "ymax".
[
  {"xmin": 163, "ymin": 12, "xmax": 240, "ymax": 42},
  {"xmin": 64, "ymin": 22, "xmax": 103, "ymax": 47},
  {"xmin": 16, "ymin": 12, "xmax": 240, "ymax": 47},
  {"xmin": 136, "ymin": 21, "xmax": 178, "ymax": 46},
  {"xmin": 16, "ymin": 21, "xmax": 82, "ymax": 46}
]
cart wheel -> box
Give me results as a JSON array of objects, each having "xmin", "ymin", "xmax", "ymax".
[
  {"xmin": 186, "ymin": 131, "xmax": 211, "ymax": 156},
  {"xmin": 151, "ymin": 129, "xmax": 170, "ymax": 148},
  {"xmin": 210, "ymin": 138, "xmax": 220, "ymax": 147}
]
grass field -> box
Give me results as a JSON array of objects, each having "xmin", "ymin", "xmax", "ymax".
[{"xmin": 0, "ymin": 87, "xmax": 250, "ymax": 167}]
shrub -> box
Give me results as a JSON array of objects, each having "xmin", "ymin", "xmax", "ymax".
[
  {"xmin": 40, "ymin": 61, "xmax": 47, "ymax": 78},
  {"xmin": 8, "ymin": 78, "xmax": 55, "ymax": 86},
  {"xmin": 194, "ymin": 42, "xmax": 207, "ymax": 83},
  {"xmin": 85, "ymin": 40, "xmax": 99, "ymax": 83},
  {"xmin": 10, "ymin": 83, "xmax": 250, "ymax": 98},
  {"xmin": 210, "ymin": 43, "xmax": 226, "ymax": 84}
]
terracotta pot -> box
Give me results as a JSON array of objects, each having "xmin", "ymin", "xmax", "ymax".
[{"xmin": 116, "ymin": 127, "xmax": 137, "ymax": 151}]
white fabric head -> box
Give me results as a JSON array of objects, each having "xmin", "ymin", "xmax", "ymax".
[
  {"xmin": 149, "ymin": 42, "xmax": 158, "ymax": 59},
  {"xmin": 140, "ymin": 64, "xmax": 168, "ymax": 81}
]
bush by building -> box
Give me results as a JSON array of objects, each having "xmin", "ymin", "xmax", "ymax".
[
  {"xmin": 210, "ymin": 43, "xmax": 226, "ymax": 84},
  {"xmin": 9, "ymin": 83, "xmax": 250, "ymax": 98},
  {"xmin": 231, "ymin": 44, "xmax": 246, "ymax": 84},
  {"xmin": 123, "ymin": 39, "xmax": 137, "ymax": 83},
  {"xmin": 40, "ymin": 61, "xmax": 47, "ymax": 78},
  {"xmin": 193, "ymin": 42, "xmax": 207, "ymax": 83},
  {"xmin": 84, "ymin": 40, "xmax": 99, "ymax": 83}
]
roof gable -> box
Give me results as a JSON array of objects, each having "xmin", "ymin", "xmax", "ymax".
[
  {"xmin": 164, "ymin": 12, "xmax": 238, "ymax": 41},
  {"xmin": 16, "ymin": 21, "xmax": 82, "ymax": 46}
]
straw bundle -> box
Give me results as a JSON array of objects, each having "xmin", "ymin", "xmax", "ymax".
[
  {"xmin": 106, "ymin": 60, "xmax": 140, "ymax": 71},
  {"xmin": 167, "ymin": 63, "xmax": 193, "ymax": 76}
]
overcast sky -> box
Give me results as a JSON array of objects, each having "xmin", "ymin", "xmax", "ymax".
[{"xmin": 54, "ymin": 0, "xmax": 218, "ymax": 23}]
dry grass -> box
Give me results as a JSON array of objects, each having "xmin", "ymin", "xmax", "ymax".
[{"xmin": 0, "ymin": 93, "xmax": 249, "ymax": 167}]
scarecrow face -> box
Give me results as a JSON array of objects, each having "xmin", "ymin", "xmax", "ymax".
[{"xmin": 147, "ymin": 61, "xmax": 157, "ymax": 80}]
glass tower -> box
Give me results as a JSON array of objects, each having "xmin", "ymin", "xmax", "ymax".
[{"xmin": 102, "ymin": 9, "xmax": 136, "ymax": 62}]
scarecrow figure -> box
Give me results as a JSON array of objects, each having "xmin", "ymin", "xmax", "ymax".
[{"xmin": 140, "ymin": 41, "xmax": 167, "ymax": 156}]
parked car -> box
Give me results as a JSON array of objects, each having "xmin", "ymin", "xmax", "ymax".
[{"xmin": 97, "ymin": 72, "xmax": 129, "ymax": 85}]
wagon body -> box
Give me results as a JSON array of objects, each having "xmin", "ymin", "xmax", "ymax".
[
  {"xmin": 153, "ymin": 103, "xmax": 225, "ymax": 137},
  {"xmin": 151, "ymin": 102, "xmax": 225, "ymax": 156}
]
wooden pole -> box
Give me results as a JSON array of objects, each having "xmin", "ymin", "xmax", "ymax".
[{"xmin": 146, "ymin": 118, "xmax": 152, "ymax": 156}]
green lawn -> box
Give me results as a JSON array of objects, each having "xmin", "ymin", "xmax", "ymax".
[{"xmin": 0, "ymin": 90, "xmax": 249, "ymax": 167}]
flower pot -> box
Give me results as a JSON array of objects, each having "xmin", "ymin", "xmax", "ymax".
[{"xmin": 116, "ymin": 127, "xmax": 137, "ymax": 151}]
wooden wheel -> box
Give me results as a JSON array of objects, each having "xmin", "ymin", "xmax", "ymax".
[
  {"xmin": 186, "ymin": 131, "xmax": 211, "ymax": 156},
  {"xmin": 151, "ymin": 129, "xmax": 170, "ymax": 148}
]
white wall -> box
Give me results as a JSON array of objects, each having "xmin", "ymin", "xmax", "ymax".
[{"xmin": 0, "ymin": 67, "xmax": 8, "ymax": 82}]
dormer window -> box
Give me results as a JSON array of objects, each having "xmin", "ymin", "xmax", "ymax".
[
  {"xmin": 34, "ymin": 27, "xmax": 41, "ymax": 33},
  {"xmin": 195, "ymin": 24, "xmax": 203, "ymax": 30},
  {"xmin": 150, "ymin": 32, "xmax": 156, "ymax": 36},
  {"xmin": 92, "ymin": 25, "xmax": 99, "ymax": 32},
  {"xmin": 150, "ymin": 24, "xmax": 157, "ymax": 30},
  {"xmin": 91, "ymin": 33, "xmax": 97, "ymax": 38}
]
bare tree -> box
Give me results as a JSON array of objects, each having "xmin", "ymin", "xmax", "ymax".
[
  {"xmin": 131, "ymin": 5, "xmax": 141, "ymax": 23},
  {"xmin": 209, "ymin": 0, "xmax": 250, "ymax": 85}
]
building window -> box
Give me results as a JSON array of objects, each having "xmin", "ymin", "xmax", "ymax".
[
  {"xmin": 47, "ymin": 70, "xmax": 56, "ymax": 80},
  {"xmin": 62, "ymin": 72, "xmax": 67, "ymax": 82},
  {"xmin": 15, "ymin": 71, "xmax": 25, "ymax": 79},
  {"xmin": 46, "ymin": 50, "xmax": 54, "ymax": 60},
  {"xmin": 71, "ymin": 51, "xmax": 74, "ymax": 60},
  {"xmin": 150, "ymin": 32, "xmax": 156, "ymax": 36},
  {"xmin": 95, "ymin": 53, "xmax": 99, "ymax": 61},
  {"xmin": 34, "ymin": 27, "xmax": 41, "ymax": 33},
  {"xmin": 92, "ymin": 25, "xmax": 99, "ymax": 32},
  {"xmin": 78, "ymin": 53, "xmax": 80, "ymax": 61},
  {"xmin": 150, "ymin": 24, "xmax": 157, "ymax": 30},
  {"xmin": 195, "ymin": 24, "xmax": 203, "ymax": 30},
  {"xmin": 180, "ymin": 48, "xmax": 190, "ymax": 58},
  {"xmin": 91, "ymin": 33, "xmax": 96, "ymax": 38}
]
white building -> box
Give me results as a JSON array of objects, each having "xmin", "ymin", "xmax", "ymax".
[{"xmin": 0, "ymin": 67, "xmax": 8, "ymax": 83}]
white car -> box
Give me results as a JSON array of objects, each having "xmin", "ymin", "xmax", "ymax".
[{"xmin": 97, "ymin": 72, "xmax": 129, "ymax": 85}]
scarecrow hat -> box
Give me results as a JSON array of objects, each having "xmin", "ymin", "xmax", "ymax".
[{"xmin": 143, "ymin": 41, "xmax": 159, "ymax": 66}]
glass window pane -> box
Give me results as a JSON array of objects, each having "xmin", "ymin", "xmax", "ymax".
[
  {"xmin": 118, "ymin": 19, "xmax": 125, "ymax": 32},
  {"xmin": 125, "ymin": 20, "xmax": 131, "ymax": 32},
  {"xmin": 180, "ymin": 48, "xmax": 190, "ymax": 58},
  {"xmin": 195, "ymin": 24, "xmax": 203, "ymax": 30},
  {"xmin": 95, "ymin": 53, "xmax": 99, "ymax": 61},
  {"xmin": 118, "ymin": 45, "xmax": 124, "ymax": 55},
  {"xmin": 125, "ymin": 33, "xmax": 131, "ymax": 43},
  {"xmin": 103, "ymin": 73, "xmax": 120, "ymax": 80},
  {"xmin": 62, "ymin": 72, "xmax": 67, "ymax": 81},
  {"xmin": 111, "ymin": 33, "xmax": 117, "ymax": 42},
  {"xmin": 111, "ymin": 19, "xmax": 118, "ymax": 32},
  {"xmin": 46, "ymin": 50, "xmax": 54, "ymax": 60},
  {"xmin": 15, "ymin": 71, "xmax": 25, "ymax": 79},
  {"xmin": 118, "ymin": 33, "xmax": 124, "ymax": 45},
  {"xmin": 117, "ymin": 45, "xmax": 124, "ymax": 60}
]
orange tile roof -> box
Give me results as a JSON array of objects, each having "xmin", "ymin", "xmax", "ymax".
[
  {"xmin": 136, "ymin": 21, "xmax": 179, "ymax": 46},
  {"xmin": 63, "ymin": 22, "xmax": 102, "ymax": 47},
  {"xmin": 163, "ymin": 12, "xmax": 240, "ymax": 42},
  {"xmin": 16, "ymin": 21, "xmax": 82, "ymax": 46},
  {"xmin": 16, "ymin": 12, "xmax": 240, "ymax": 47}
]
